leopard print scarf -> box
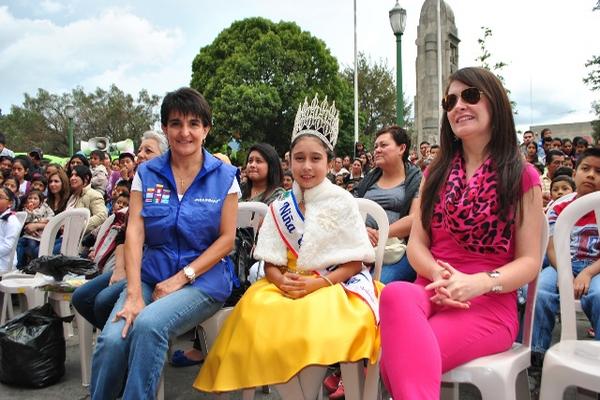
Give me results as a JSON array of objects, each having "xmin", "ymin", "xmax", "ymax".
[{"xmin": 432, "ymin": 153, "xmax": 513, "ymax": 254}]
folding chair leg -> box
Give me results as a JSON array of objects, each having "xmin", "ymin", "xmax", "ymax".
[
  {"xmin": 241, "ymin": 389, "xmax": 254, "ymax": 400},
  {"xmin": 340, "ymin": 362, "xmax": 365, "ymax": 400},
  {"xmin": 515, "ymin": 369, "xmax": 531, "ymax": 400},
  {"xmin": 76, "ymin": 309, "xmax": 93, "ymax": 386}
]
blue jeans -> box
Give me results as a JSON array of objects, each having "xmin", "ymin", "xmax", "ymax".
[
  {"xmin": 380, "ymin": 254, "xmax": 416, "ymax": 284},
  {"xmin": 90, "ymin": 281, "xmax": 223, "ymax": 399},
  {"xmin": 532, "ymin": 260, "xmax": 600, "ymax": 354},
  {"xmin": 16, "ymin": 236, "xmax": 63, "ymax": 268},
  {"xmin": 72, "ymin": 270, "xmax": 126, "ymax": 329}
]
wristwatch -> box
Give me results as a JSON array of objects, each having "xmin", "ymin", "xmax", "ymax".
[
  {"xmin": 183, "ymin": 265, "xmax": 196, "ymax": 283},
  {"xmin": 486, "ymin": 270, "xmax": 503, "ymax": 293}
]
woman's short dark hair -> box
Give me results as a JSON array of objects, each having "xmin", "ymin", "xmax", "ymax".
[
  {"xmin": 242, "ymin": 143, "xmax": 283, "ymax": 200},
  {"xmin": 375, "ymin": 125, "xmax": 410, "ymax": 162},
  {"xmin": 161, "ymin": 87, "xmax": 212, "ymax": 128},
  {"xmin": 421, "ymin": 66, "xmax": 524, "ymax": 231}
]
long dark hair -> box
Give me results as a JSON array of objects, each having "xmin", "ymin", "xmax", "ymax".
[
  {"xmin": 421, "ymin": 67, "xmax": 524, "ymax": 231},
  {"xmin": 47, "ymin": 169, "xmax": 71, "ymax": 214},
  {"xmin": 241, "ymin": 143, "xmax": 283, "ymax": 200}
]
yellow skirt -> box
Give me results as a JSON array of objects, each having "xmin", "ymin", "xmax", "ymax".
[{"xmin": 194, "ymin": 278, "xmax": 382, "ymax": 392}]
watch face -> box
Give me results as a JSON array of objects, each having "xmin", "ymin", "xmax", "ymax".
[{"xmin": 488, "ymin": 271, "xmax": 500, "ymax": 278}]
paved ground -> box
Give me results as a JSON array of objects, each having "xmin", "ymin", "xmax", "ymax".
[{"xmin": 0, "ymin": 314, "xmax": 594, "ymax": 399}]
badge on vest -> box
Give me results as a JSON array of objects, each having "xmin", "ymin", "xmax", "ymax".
[{"xmin": 145, "ymin": 183, "xmax": 171, "ymax": 204}]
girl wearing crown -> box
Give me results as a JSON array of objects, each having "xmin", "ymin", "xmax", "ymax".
[{"xmin": 194, "ymin": 96, "xmax": 380, "ymax": 398}]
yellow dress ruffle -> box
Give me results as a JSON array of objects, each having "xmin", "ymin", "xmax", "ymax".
[{"xmin": 194, "ymin": 253, "xmax": 382, "ymax": 392}]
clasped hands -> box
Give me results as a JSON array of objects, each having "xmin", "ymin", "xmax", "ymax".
[
  {"xmin": 277, "ymin": 272, "xmax": 323, "ymax": 299},
  {"xmin": 425, "ymin": 260, "xmax": 488, "ymax": 309}
]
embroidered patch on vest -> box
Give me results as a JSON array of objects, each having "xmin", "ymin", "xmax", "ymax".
[{"xmin": 145, "ymin": 183, "xmax": 171, "ymax": 204}]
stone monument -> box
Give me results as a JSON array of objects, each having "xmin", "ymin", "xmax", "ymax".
[{"xmin": 414, "ymin": 0, "xmax": 459, "ymax": 146}]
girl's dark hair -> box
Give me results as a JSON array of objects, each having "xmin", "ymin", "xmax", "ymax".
[
  {"xmin": 27, "ymin": 189, "xmax": 45, "ymax": 203},
  {"xmin": 1, "ymin": 187, "xmax": 15, "ymax": 204},
  {"xmin": 526, "ymin": 141, "xmax": 538, "ymax": 150},
  {"xmin": 67, "ymin": 154, "xmax": 90, "ymax": 177},
  {"xmin": 242, "ymin": 143, "xmax": 283, "ymax": 200},
  {"xmin": 290, "ymin": 135, "xmax": 335, "ymax": 161},
  {"xmin": 421, "ymin": 67, "xmax": 524, "ymax": 232},
  {"xmin": 375, "ymin": 125, "xmax": 410, "ymax": 162},
  {"xmin": 161, "ymin": 87, "xmax": 212, "ymax": 128},
  {"xmin": 550, "ymin": 175, "xmax": 576, "ymax": 192},
  {"xmin": 90, "ymin": 150, "xmax": 106, "ymax": 160},
  {"xmin": 13, "ymin": 156, "xmax": 31, "ymax": 171}
]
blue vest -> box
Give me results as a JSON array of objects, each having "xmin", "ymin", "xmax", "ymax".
[{"xmin": 137, "ymin": 149, "xmax": 237, "ymax": 302}]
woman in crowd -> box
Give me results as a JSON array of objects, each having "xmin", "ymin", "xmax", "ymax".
[
  {"xmin": 355, "ymin": 126, "xmax": 422, "ymax": 284},
  {"xmin": 90, "ymin": 88, "xmax": 239, "ymax": 399},
  {"xmin": 195, "ymin": 96, "xmax": 379, "ymax": 399},
  {"xmin": 67, "ymin": 153, "xmax": 90, "ymax": 176},
  {"xmin": 73, "ymin": 130, "xmax": 168, "ymax": 330},
  {"xmin": 171, "ymin": 142, "xmax": 285, "ymax": 366},
  {"xmin": 66, "ymin": 165, "xmax": 107, "ymax": 234},
  {"xmin": 0, "ymin": 188, "xmax": 20, "ymax": 274},
  {"xmin": 345, "ymin": 158, "xmax": 364, "ymax": 185},
  {"xmin": 525, "ymin": 141, "xmax": 540, "ymax": 164},
  {"xmin": 379, "ymin": 67, "xmax": 543, "ymax": 399},
  {"xmin": 241, "ymin": 143, "xmax": 285, "ymax": 203},
  {"xmin": 46, "ymin": 169, "xmax": 70, "ymax": 214}
]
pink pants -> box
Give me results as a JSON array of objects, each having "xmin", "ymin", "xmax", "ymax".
[{"xmin": 379, "ymin": 281, "xmax": 517, "ymax": 400}]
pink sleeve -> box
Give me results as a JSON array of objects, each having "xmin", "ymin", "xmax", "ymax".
[{"xmin": 521, "ymin": 163, "xmax": 541, "ymax": 194}]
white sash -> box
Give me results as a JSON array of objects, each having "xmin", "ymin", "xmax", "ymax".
[
  {"xmin": 271, "ymin": 193, "xmax": 380, "ymax": 323},
  {"xmin": 270, "ymin": 192, "xmax": 304, "ymax": 257}
]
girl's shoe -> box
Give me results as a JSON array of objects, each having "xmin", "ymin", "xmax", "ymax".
[
  {"xmin": 323, "ymin": 372, "xmax": 341, "ymax": 393},
  {"xmin": 328, "ymin": 380, "xmax": 345, "ymax": 400}
]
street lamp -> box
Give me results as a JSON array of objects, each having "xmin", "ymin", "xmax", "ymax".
[
  {"xmin": 65, "ymin": 104, "xmax": 76, "ymax": 156},
  {"xmin": 389, "ymin": 0, "xmax": 406, "ymax": 126}
]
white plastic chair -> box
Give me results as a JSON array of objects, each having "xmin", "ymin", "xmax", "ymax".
[
  {"xmin": 539, "ymin": 191, "xmax": 600, "ymax": 399},
  {"xmin": 157, "ymin": 201, "xmax": 269, "ymax": 400},
  {"xmin": 438, "ymin": 214, "xmax": 549, "ymax": 400},
  {"xmin": 197, "ymin": 201, "xmax": 268, "ymax": 354},
  {"xmin": 0, "ymin": 208, "xmax": 90, "ymax": 323},
  {"xmin": 0, "ymin": 211, "xmax": 27, "ymax": 275}
]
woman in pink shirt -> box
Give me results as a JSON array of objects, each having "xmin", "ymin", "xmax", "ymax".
[{"xmin": 379, "ymin": 67, "xmax": 544, "ymax": 399}]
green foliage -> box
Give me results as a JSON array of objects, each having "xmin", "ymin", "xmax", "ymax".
[
  {"xmin": 474, "ymin": 26, "xmax": 517, "ymax": 114},
  {"xmin": 190, "ymin": 17, "xmax": 354, "ymax": 156},
  {"xmin": 584, "ymin": 3, "xmax": 600, "ymax": 141},
  {"xmin": 341, "ymin": 52, "xmax": 413, "ymax": 148},
  {"xmin": 0, "ymin": 85, "xmax": 160, "ymax": 156}
]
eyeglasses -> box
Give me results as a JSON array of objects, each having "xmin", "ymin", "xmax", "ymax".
[{"xmin": 441, "ymin": 87, "xmax": 484, "ymax": 112}]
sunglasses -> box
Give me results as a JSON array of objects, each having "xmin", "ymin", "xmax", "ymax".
[{"xmin": 441, "ymin": 87, "xmax": 484, "ymax": 112}]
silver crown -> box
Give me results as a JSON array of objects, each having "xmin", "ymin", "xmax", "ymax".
[{"xmin": 291, "ymin": 95, "xmax": 339, "ymax": 151}]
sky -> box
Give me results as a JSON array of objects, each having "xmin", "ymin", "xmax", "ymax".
[{"xmin": 1, "ymin": 0, "xmax": 599, "ymax": 133}]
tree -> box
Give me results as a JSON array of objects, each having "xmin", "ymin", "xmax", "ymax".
[
  {"xmin": 0, "ymin": 86, "xmax": 160, "ymax": 156},
  {"xmin": 340, "ymin": 52, "xmax": 413, "ymax": 149},
  {"xmin": 583, "ymin": 3, "xmax": 600, "ymax": 142},
  {"xmin": 474, "ymin": 27, "xmax": 517, "ymax": 113},
  {"xmin": 190, "ymin": 17, "xmax": 354, "ymax": 157}
]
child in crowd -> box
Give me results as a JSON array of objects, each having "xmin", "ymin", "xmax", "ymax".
[
  {"xmin": 195, "ymin": 96, "xmax": 380, "ymax": 398},
  {"xmin": 532, "ymin": 147, "xmax": 600, "ymax": 369},
  {"xmin": 3, "ymin": 176, "xmax": 19, "ymax": 210},
  {"xmin": 118, "ymin": 152, "xmax": 136, "ymax": 184},
  {"xmin": 107, "ymin": 180, "xmax": 130, "ymax": 214},
  {"xmin": 11, "ymin": 157, "xmax": 30, "ymax": 196},
  {"xmin": 112, "ymin": 192, "xmax": 129, "ymax": 213},
  {"xmin": 30, "ymin": 175, "xmax": 47, "ymax": 194},
  {"xmin": 0, "ymin": 155, "xmax": 13, "ymax": 178},
  {"xmin": 89, "ymin": 150, "xmax": 109, "ymax": 195},
  {"xmin": 550, "ymin": 175, "xmax": 576, "ymax": 202},
  {"xmin": 0, "ymin": 187, "xmax": 21, "ymax": 273},
  {"xmin": 16, "ymin": 190, "xmax": 55, "ymax": 268}
]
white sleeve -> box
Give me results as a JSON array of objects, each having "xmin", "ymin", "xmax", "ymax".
[
  {"xmin": 228, "ymin": 178, "xmax": 241, "ymax": 198},
  {"xmin": 131, "ymin": 172, "xmax": 142, "ymax": 192}
]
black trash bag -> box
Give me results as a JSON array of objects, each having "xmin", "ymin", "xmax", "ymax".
[
  {"xmin": 23, "ymin": 255, "xmax": 99, "ymax": 281},
  {"xmin": 0, "ymin": 304, "xmax": 71, "ymax": 388},
  {"xmin": 224, "ymin": 227, "xmax": 256, "ymax": 307}
]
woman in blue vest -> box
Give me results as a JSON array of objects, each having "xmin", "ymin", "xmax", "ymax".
[{"xmin": 90, "ymin": 87, "xmax": 240, "ymax": 400}]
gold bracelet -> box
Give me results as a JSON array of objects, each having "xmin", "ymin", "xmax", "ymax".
[{"xmin": 320, "ymin": 275, "xmax": 334, "ymax": 286}]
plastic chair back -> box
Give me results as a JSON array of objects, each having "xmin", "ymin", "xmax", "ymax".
[
  {"xmin": 38, "ymin": 208, "xmax": 91, "ymax": 257},
  {"xmin": 553, "ymin": 191, "xmax": 600, "ymax": 341},
  {"xmin": 1, "ymin": 211, "xmax": 27, "ymax": 274},
  {"xmin": 356, "ymin": 198, "xmax": 389, "ymax": 281},
  {"xmin": 237, "ymin": 201, "xmax": 268, "ymax": 232}
]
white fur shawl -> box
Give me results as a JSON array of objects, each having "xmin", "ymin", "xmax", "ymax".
[{"xmin": 254, "ymin": 179, "xmax": 375, "ymax": 270}]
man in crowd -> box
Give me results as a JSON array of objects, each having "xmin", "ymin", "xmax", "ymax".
[{"xmin": 542, "ymin": 150, "xmax": 566, "ymax": 205}]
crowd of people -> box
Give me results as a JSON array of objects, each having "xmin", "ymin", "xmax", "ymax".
[{"xmin": 0, "ymin": 66, "xmax": 598, "ymax": 400}]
